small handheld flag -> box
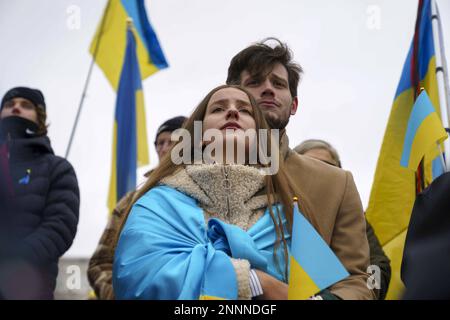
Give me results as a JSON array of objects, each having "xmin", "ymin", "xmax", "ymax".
[{"xmin": 288, "ymin": 197, "xmax": 349, "ymax": 300}]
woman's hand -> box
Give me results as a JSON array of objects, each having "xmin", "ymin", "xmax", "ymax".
[{"xmin": 253, "ymin": 269, "xmax": 288, "ymax": 300}]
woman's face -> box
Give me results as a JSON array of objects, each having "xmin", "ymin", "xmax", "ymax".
[{"xmin": 203, "ymin": 87, "xmax": 257, "ymax": 162}]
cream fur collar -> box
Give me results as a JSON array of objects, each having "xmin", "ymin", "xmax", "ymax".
[{"xmin": 161, "ymin": 164, "xmax": 268, "ymax": 230}]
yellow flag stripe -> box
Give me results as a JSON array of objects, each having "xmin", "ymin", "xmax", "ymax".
[
  {"xmin": 288, "ymin": 256, "xmax": 320, "ymax": 300},
  {"xmin": 90, "ymin": 0, "xmax": 160, "ymax": 90},
  {"xmin": 108, "ymin": 123, "xmax": 118, "ymax": 213},
  {"xmin": 136, "ymin": 89, "xmax": 149, "ymax": 166},
  {"xmin": 199, "ymin": 295, "xmax": 226, "ymax": 300},
  {"xmin": 407, "ymin": 111, "xmax": 448, "ymax": 169},
  {"xmin": 382, "ymin": 230, "xmax": 407, "ymax": 300}
]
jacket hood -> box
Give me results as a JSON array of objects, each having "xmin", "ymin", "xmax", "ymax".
[{"xmin": 0, "ymin": 116, "xmax": 53, "ymax": 161}]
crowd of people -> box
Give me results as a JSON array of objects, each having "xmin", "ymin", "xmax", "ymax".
[{"xmin": 1, "ymin": 38, "xmax": 448, "ymax": 300}]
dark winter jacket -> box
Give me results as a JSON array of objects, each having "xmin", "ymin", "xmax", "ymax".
[
  {"xmin": 401, "ymin": 172, "xmax": 450, "ymax": 299},
  {"xmin": 0, "ymin": 116, "xmax": 79, "ymax": 299},
  {"xmin": 366, "ymin": 221, "xmax": 391, "ymax": 300}
]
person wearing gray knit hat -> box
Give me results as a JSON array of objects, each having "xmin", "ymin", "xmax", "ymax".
[
  {"xmin": 154, "ymin": 116, "xmax": 187, "ymax": 160},
  {"xmin": 87, "ymin": 115, "xmax": 186, "ymax": 300}
]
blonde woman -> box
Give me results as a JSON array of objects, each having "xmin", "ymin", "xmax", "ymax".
[{"xmin": 113, "ymin": 85, "xmax": 372, "ymax": 300}]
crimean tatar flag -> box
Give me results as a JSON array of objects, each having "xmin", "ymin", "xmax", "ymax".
[
  {"xmin": 366, "ymin": 0, "xmax": 447, "ymax": 299},
  {"xmin": 90, "ymin": 0, "xmax": 168, "ymax": 90},
  {"xmin": 107, "ymin": 26, "xmax": 149, "ymax": 212},
  {"xmin": 400, "ymin": 90, "xmax": 448, "ymax": 170},
  {"xmin": 288, "ymin": 201, "xmax": 349, "ymax": 300}
]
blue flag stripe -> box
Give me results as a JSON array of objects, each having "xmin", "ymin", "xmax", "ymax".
[
  {"xmin": 291, "ymin": 205, "xmax": 349, "ymax": 289},
  {"xmin": 121, "ymin": 0, "xmax": 169, "ymax": 69},
  {"xmin": 395, "ymin": 0, "xmax": 434, "ymax": 98},
  {"xmin": 115, "ymin": 29, "xmax": 140, "ymax": 201},
  {"xmin": 400, "ymin": 91, "xmax": 436, "ymax": 167},
  {"xmin": 432, "ymin": 155, "xmax": 445, "ymax": 180}
]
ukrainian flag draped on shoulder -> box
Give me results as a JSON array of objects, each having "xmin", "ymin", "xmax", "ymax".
[
  {"xmin": 366, "ymin": 0, "xmax": 447, "ymax": 300},
  {"xmin": 90, "ymin": 0, "xmax": 168, "ymax": 90},
  {"xmin": 113, "ymin": 185, "xmax": 291, "ymax": 299},
  {"xmin": 107, "ymin": 26, "xmax": 149, "ymax": 212}
]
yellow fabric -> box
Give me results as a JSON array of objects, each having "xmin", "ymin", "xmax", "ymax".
[
  {"xmin": 288, "ymin": 256, "xmax": 320, "ymax": 300},
  {"xmin": 382, "ymin": 230, "xmax": 407, "ymax": 300},
  {"xmin": 406, "ymin": 111, "xmax": 447, "ymax": 170},
  {"xmin": 366, "ymin": 57, "xmax": 442, "ymax": 300},
  {"xmin": 89, "ymin": 0, "xmax": 159, "ymax": 90},
  {"xmin": 136, "ymin": 89, "xmax": 149, "ymax": 166},
  {"xmin": 199, "ymin": 295, "xmax": 226, "ymax": 300},
  {"xmin": 108, "ymin": 123, "xmax": 118, "ymax": 213}
]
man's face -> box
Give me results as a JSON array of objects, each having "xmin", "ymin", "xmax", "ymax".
[
  {"xmin": 240, "ymin": 62, "xmax": 298, "ymax": 130},
  {"xmin": 155, "ymin": 131, "xmax": 174, "ymax": 161},
  {"xmin": 0, "ymin": 97, "xmax": 38, "ymax": 124}
]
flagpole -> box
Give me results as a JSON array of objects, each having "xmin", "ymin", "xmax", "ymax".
[
  {"xmin": 65, "ymin": 0, "xmax": 112, "ymax": 159},
  {"xmin": 435, "ymin": 2, "xmax": 450, "ymax": 119},
  {"xmin": 431, "ymin": 0, "xmax": 450, "ymax": 170}
]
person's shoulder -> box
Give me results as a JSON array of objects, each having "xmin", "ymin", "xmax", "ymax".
[
  {"xmin": 46, "ymin": 155, "xmax": 77, "ymax": 177},
  {"xmin": 424, "ymin": 172, "xmax": 450, "ymax": 196},
  {"xmin": 127, "ymin": 185, "xmax": 203, "ymax": 229},
  {"xmin": 285, "ymin": 150, "xmax": 347, "ymax": 181},
  {"xmin": 136, "ymin": 184, "xmax": 197, "ymax": 208},
  {"xmin": 416, "ymin": 172, "xmax": 450, "ymax": 212}
]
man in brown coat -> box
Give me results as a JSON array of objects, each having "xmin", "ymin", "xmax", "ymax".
[
  {"xmin": 226, "ymin": 38, "xmax": 376, "ymax": 300},
  {"xmin": 91, "ymin": 38, "xmax": 375, "ymax": 300}
]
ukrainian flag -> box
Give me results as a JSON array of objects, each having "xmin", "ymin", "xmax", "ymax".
[
  {"xmin": 366, "ymin": 0, "xmax": 446, "ymax": 299},
  {"xmin": 288, "ymin": 201, "xmax": 349, "ymax": 300},
  {"xmin": 107, "ymin": 25, "xmax": 149, "ymax": 212},
  {"xmin": 400, "ymin": 90, "xmax": 448, "ymax": 171},
  {"xmin": 90, "ymin": 0, "xmax": 168, "ymax": 90}
]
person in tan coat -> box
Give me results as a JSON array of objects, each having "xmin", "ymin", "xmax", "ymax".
[{"xmin": 226, "ymin": 38, "xmax": 375, "ymax": 299}]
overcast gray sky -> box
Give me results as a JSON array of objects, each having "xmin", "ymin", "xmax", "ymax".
[{"xmin": 1, "ymin": 0, "xmax": 449, "ymax": 257}]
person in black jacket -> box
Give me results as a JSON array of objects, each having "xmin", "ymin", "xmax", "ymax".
[
  {"xmin": 0, "ymin": 87, "xmax": 79, "ymax": 299},
  {"xmin": 401, "ymin": 171, "xmax": 450, "ymax": 299}
]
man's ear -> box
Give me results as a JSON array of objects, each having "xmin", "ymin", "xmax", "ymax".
[{"xmin": 290, "ymin": 97, "xmax": 298, "ymax": 115}]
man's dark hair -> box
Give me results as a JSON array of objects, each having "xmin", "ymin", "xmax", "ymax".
[{"xmin": 226, "ymin": 38, "xmax": 303, "ymax": 98}]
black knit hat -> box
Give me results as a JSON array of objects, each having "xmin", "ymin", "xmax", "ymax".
[
  {"xmin": 1, "ymin": 87, "xmax": 46, "ymax": 111},
  {"xmin": 155, "ymin": 116, "xmax": 187, "ymax": 142}
]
